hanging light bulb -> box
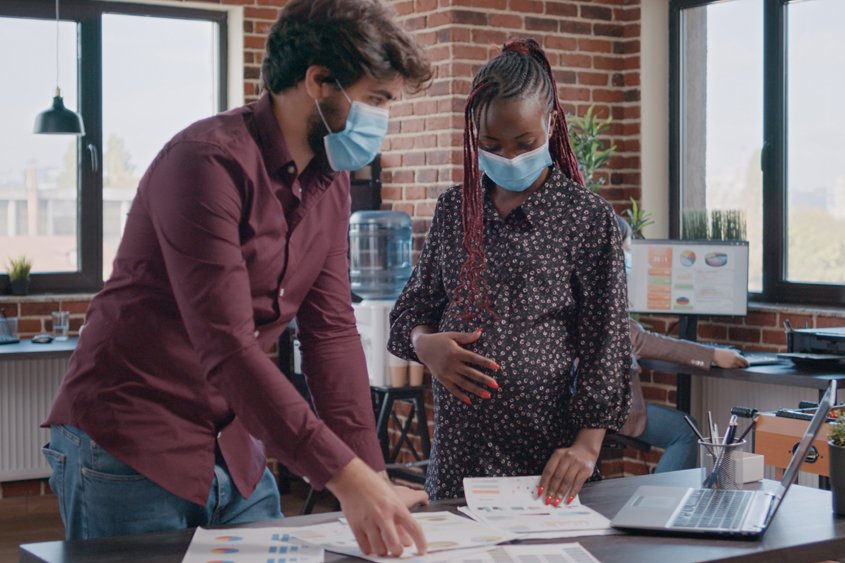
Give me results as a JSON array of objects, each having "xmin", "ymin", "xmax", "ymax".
[{"xmin": 33, "ymin": 0, "xmax": 85, "ymax": 135}]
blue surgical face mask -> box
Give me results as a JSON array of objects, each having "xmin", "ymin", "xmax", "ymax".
[
  {"xmin": 477, "ymin": 118, "xmax": 553, "ymax": 192},
  {"xmin": 315, "ymin": 83, "xmax": 389, "ymax": 171},
  {"xmin": 624, "ymin": 250, "xmax": 633, "ymax": 277}
]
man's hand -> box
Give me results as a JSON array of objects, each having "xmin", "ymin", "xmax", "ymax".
[
  {"xmin": 412, "ymin": 329, "xmax": 499, "ymax": 404},
  {"xmin": 326, "ymin": 459, "xmax": 427, "ymax": 557}
]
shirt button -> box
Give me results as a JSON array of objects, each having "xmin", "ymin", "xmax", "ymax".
[
  {"xmin": 287, "ymin": 165, "xmax": 296, "ymax": 175},
  {"xmin": 279, "ymin": 288, "xmax": 285, "ymax": 298},
  {"xmin": 254, "ymin": 330, "xmax": 260, "ymax": 338}
]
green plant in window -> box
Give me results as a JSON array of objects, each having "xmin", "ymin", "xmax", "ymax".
[
  {"xmin": 682, "ymin": 209, "xmax": 709, "ymax": 240},
  {"xmin": 7, "ymin": 255, "xmax": 32, "ymax": 296},
  {"xmin": 568, "ymin": 105, "xmax": 617, "ymax": 193},
  {"xmin": 623, "ymin": 198, "xmax": 655, "ymax": 239},
  {"xmin": 710, "ymin": 209, "xmax": 747, "ymax": 241},
  {"xmin": 7, "ymin": 255, "xmax": 31, "ymax": 282}
]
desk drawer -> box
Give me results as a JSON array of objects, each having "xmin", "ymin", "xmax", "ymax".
[{"xmin": 755, "ymin": 413, "xmax": 830, "ymax": 476}]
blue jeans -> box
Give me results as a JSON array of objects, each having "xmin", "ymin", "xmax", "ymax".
[
  {"xmin": 43, "ymin": 425, "xmax": 282, "ymax": 540},
  {"xmin": 637, "ymin": 404, "xmax": 699, "ymax": 473}
]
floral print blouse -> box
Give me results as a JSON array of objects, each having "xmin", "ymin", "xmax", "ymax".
[{"xmin": 388, "ymin": 166, "xmax": 632, "ymax": 500}]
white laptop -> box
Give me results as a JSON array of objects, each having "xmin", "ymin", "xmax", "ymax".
[{"xmin": 611, "ymin": 380, "xmax": 836, "ymax": 539}]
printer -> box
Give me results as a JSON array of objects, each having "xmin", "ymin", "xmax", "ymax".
[{"xmin": 787, "ymin": 326, "xmax": 845, "ymax": 355}]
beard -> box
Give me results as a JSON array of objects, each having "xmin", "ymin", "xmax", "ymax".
[{"xmin": 306, "ymin": 93, "xmax": 346, "ymax": 156}]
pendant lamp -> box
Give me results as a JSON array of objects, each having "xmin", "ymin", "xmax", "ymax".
[{"xmin": 33, "ymin": 0, "xmax": 85, "ymax": 135}]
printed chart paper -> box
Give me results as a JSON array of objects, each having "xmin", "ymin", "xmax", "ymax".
[
  {"xmin": 419, "ymin": 543, "xmax": 602, "ymax": 563},
  {"xmin": 463, "ymin": 476, "xmax": 612, "ymax": 535},
  {"xmin": 181, "ymin": 527, "xmax": 324, "ymax": 563},
  {"xmin": 283, "ymin": 511, "xmax": 514, "ymax": 562}
]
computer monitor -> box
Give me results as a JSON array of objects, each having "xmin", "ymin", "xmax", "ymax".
[{"xmin": 628, "ymin": 239, "xmax": 749, "ymax": 316}]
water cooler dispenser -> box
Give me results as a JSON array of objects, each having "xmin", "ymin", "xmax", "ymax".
[{"xmin": 348, "ymin": 211, "xmax": 412, "ymax": 386}]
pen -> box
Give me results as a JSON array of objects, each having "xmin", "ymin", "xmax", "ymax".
[
  {"xmin": 685, "ymin": 415, "xmax": 716, "ymax": 457},
  {"xmin": 683, "ymin": 415, "xmax": 707, "ymax": 443},
  {"xmin": 724, "ymin": 415, "xmax": 738, "ymax": 444},
  {"xmin": 735, "ymin": 415, "xmax": 760, "ymax": 444},
  {"xmin": 708, "ymin": 411, "xmax": 715, "ymax": 441}
]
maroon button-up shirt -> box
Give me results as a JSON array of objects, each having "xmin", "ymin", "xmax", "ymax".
[{"xmin": 45, "ymin": 93, "xmax": 384, "ymax": 506}]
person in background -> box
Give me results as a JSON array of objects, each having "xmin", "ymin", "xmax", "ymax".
[
  {"xmin": 388, "ymin": 38, "xmax": 631, "ymax": 506},
  {"xmin": 616, "ymin": 215, "xmax": 749, "ymax": 472},
  {"xmin": 41, "ymin": 0, "xmax": 431, "ymax": 557}
]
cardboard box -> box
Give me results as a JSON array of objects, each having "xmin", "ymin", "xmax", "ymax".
[{"xmin": 737, "ymin": 451, "xmax": 765, "ymax": 483}]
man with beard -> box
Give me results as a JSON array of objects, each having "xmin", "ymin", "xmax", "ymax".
[{"xmin": 42, "ymin": 0, "xmax": 432, "ymax": 557}]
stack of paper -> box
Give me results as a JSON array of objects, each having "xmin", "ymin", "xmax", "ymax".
[
  {"xmin": 283, "ymin": 511, "xmax": 515, "ymax": 562},
  {"xmin": 461, "ymin": 476, "xmax": 618, "ymax": 539}
]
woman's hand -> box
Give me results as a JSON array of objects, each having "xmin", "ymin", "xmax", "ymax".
[
  {"xmin": 412, "ymin": 328, "xmax": 499, "ymax": 404},
  {"xmin": 713, "ymin": 348, "xmax": 748, "ymax": 369},
  {"xmin": 536, "ymin": 429, "xmax": 605, "ymax": 507}
]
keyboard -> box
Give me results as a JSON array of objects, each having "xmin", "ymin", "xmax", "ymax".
[
  {"xmin": 741, "ymin": 352, "xmax": 786, "ymax": 366},
  {"xmin": 0, "ymin": 334, "xmax": 20, "ymax": 345},
  {"xmin": 670, "ymin": 489, "xmax": 754, "ymax": 530}
]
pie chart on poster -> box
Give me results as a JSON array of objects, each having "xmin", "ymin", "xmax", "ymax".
[
  {"xmin": 705, "ymin": 252, "xmax": 729, "ymax": 267},
  {"xmin": 214, "ymin": 536, "xmax": 242, "ymax": 542},
  {"xmin": 680, "ymin": 250, "xmax": 696, "ymax": 267},
  {"xmin": 210, "ymin": 547, "xmax": 239, "ymax": 554},
  {"xmin": 676, "ymin": 297, "xmax": 690, "ymax": 305}
]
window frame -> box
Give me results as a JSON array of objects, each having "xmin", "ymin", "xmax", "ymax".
[
  {"xmin": 0, "ymin": 0, "xmax": 228, "ymax": 294},
  {"xmin": 669, "ymin": 0, "xmax": 845, "ymax": 306}
]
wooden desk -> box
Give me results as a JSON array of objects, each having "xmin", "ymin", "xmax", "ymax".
[
  {"xmin": 20, "ymin": 470, "xmax": 845, "ymax": 562},
  {"xmin": 639, "ymin": 357, "xmax": 845, "ymax": 392}
]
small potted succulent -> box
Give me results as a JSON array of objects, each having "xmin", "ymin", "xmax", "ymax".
[
  {"xmin": 828, "ymin": 413, "xmax": 845, "ymax": 515},
  {"xmin": 7, "ymin": 255, "xmax": 32, "ymax": 296}
]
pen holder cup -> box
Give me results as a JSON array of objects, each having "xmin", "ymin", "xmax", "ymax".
[{"xmin": 699, "ymin": 438, "xmax": 747, "ymax": 490}]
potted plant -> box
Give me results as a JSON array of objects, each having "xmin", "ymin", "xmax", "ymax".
[
  {"xmin": 7, "ymin": 255, "xmax": 32, "ymax": 296},
  {"xmin": 623, "ymin": 197, "xmax": 655, "ymax": 239},
  {"xmin": 568, "ymin": 105, "xmax": 616, "ymax": 193},
  {"xmin": 828, "ymin": 414, "xmax": 845, "ymax": 515}
]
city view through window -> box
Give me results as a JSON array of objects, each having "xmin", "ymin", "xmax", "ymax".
[{"xmin": 0, "ymin": 13, "xmax": 219, "ymax": 281}]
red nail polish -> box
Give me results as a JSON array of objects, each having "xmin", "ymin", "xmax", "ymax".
[
  {"xmin": 553, "ymin": 497, "xmax": 562, "ymax": 507},
  {"xmin": 491, "ymin": 362, "xmax": 501, "ymax": 371},
  {"xmin": 544, "ymin": 495, "xmax": 552, "ymax": 505},
  {"xmin": 566, "ymin": 496, "xmax": 575, "ymax": 505},
  {"xmin": 462, "ymin": 397, "xmax": 472, "ymax": 405},
  {"xmin": 481, "ymin": 391, "xmax": 491, "ymax": 399},
  {"xmin": 537, "ymin": 486, "xmax": 544, "ymax": 497},
  {"xmin": 475, "ymin": 328, "xmax": 482, "ymax": 334},
  {"xmin": 489, "ymin": 379, "xmax": 500, "ymax": 390}
]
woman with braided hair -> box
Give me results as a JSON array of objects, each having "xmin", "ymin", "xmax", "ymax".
[{"xmin": 389, "ymin": 38, "xmax": 632, "ymax": 504}]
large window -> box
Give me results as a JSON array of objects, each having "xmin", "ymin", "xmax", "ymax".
[
  {"xmin": 671, "ymin": 0, "xmax": 845, "ymax": 305},
  {"xmin": 0, "ymin": 0, "xmax": 226, "ymax": 293}
]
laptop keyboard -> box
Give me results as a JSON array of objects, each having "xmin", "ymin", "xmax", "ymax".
[
  {"xmin": 0, "ymin": 334, "xmax": 19, "ymax": 345},
  {"xmin": 671, "ymin": 489, "xmax": 754, "ymax": 530}
]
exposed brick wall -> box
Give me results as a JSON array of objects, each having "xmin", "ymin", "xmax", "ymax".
[{"xmin": 383, "ymin": 0, "xmax": 642, "ymax": 259}]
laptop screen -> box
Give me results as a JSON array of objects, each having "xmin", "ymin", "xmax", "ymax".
[{"xmin": 771, "ymin": 380, "xmax": 836, "ymax": 509}]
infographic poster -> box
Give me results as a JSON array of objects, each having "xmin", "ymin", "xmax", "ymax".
[{"xmin": 628, "ymin": 241, "xmax": 749, "ymax": 315}]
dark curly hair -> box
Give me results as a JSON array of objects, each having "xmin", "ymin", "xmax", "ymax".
[{"xmin": 260, "ymin": 0, "xmax": 432, "ymax": 94}]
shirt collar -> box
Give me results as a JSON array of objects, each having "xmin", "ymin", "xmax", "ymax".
[
  {"xmin": 483, "ymin": 166, "xmax": 569, "ymax": 226},
  {"xmin": 252, "ymin": 92, "xmax": 336, "ymax": 179}
]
